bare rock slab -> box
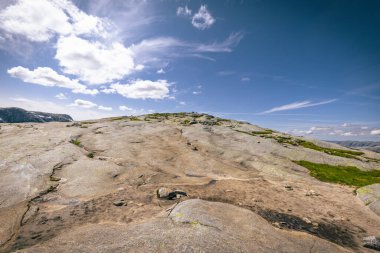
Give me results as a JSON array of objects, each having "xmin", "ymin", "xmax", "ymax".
[{"xmin": 21, "ymin": 199, "xmax": 350, "ymax": 253}]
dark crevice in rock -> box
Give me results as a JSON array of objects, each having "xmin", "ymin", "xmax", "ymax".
[
  {"xmin": 201, "ymin": 197, "xmax": 358, "ymax": 249},
  {"xmin": 251, "ymin": 207, "xmax": 358, "ymax": 249}
]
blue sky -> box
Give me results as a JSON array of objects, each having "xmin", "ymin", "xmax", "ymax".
[{"xmin": 0, "ymin": 0, "xmax": 379, "ymax": 141}]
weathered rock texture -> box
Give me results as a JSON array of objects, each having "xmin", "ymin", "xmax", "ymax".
[{"xmin": 0, "ymin": 113, "xmax": 379, "ymax": 252}]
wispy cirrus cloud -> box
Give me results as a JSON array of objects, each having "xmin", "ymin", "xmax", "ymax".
[
  {"xmin": 130, "ymin": 32, "xmax": 244, "ymax": 66},
  {"xmin": 260, "ymin": 99, "xmax": 337, "ymax": 114}
]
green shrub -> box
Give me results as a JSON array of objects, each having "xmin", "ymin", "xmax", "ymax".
[{"xmin": 87, "ymin": 152, "xmax": 94, "ymax": 158}]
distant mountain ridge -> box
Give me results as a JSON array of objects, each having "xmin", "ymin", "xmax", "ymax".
[
  {"xmin": 327, "ymin": 140, "xmax": 380, "ymax": 153},
  {"xmin": 0, "ymin": 107, "xmax": 73, "ymax": 123}
]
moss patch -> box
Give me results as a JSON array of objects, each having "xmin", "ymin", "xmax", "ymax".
[
  {"xmin": 296, "ymin": 140, "xmax": 364, "ymax": 159},
  {"xmin": 87, "ymin": 152, "xmax": 94, "ymax": 158},
  {"xmin": 294, "ymin": 160, "xmax": 380, "ymax": 187}
]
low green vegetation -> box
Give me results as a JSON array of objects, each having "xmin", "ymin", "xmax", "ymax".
[
  {"xmin": 69, "ymin": 139, "xmax": 81, "ymax": 146},
  {"xmin": 110, "ymin": 117, "xmax": 126, "ymax": 121},
  {"xmin": 235, "ymin": 129, "xmax": 273, "ymax": 136},
  {"xmin": 296, "ymin": 140, "xmax": 364, "ymax": 159},
  {"xmin": 81, "ymin": 121, "xmax": 96, "ymax": 124},
  {"xmin": 87, "ymin": 152, "xmax": 94, "ymax": 158},
  {"xmin": 128, "ymin": 116, "xmax": 141, "ymax": 121},
  {"xmin": 251, "ymin": 130, "xmax": 274, "ymax": 135},
  {"xmin": 294, "ymin": 160, "xmax": 380, "ymax": 187},
  {"xmin": 235, "ymin": 129, "xmax": 366, "ymax": 160}
]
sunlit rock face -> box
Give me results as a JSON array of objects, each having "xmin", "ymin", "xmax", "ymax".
[{"xmin": 0, "ymin": 113, "xmax": 379, "ymax": 253}]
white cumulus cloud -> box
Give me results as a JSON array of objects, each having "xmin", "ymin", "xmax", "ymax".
[
  {"xmin": 55, "ymin": 35, "xmax": 135, "ymax": 85},
  {"xmin": 119, "ymin": 105, "xmax": 133, "ymax": 111},
  {"xmin": 0, "ymin": 0, "xmax": 107, "ymax": 42},
  {"xmin": 69, "ymin": 99, "xmax": 97, "ymax": 109},
  {"xmin": 192, "ymin": 5, "xmax": 215, "ymax": 30},
  {"xmin": 111, "ymin": 79, "xmax": 171, "ymax": 99},
  {"xmin": 7, "ymin": 66, "xmax": 98, "ymax": 95},
  {"xmin": 371, "ymin": 129, "xmax": 380, "ymax": 135}
]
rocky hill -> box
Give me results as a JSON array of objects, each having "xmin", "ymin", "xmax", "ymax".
[
  {"xmin": 328, "ymin": 141, "xmax": 380, "ymax": 154},
  {"xmin": 0, "ymin": 113, "xmax": 379, "ymax": 252},
  {"xmin": 0, "ymin": 107, "xmax": 73, "ymax": 123}
]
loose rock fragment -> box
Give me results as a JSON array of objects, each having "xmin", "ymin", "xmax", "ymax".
[
  {"xmin": 363, "ymin": 236, "xmax": 380, "ymax": 251},
  {"xmin": 113, "ymin": 200, "xmax": 125, "ymax": 206},
  {"xmin": 156, "ymin": 187, "xmax": 188, "ymax": 200},
  {"xmin": 284, "ymin": 185, "xmax": 293, "ymax": 191}
]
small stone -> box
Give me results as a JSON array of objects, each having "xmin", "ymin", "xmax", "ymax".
[
  {"xmin": 113, "ymin": 200, "xmax": 124, "ymax": 206},
  {"xmin": 305, "ymin": 190, "xmax": 319, "ymax": 196},
  {"xmin": 225, "ymin": 189, "xmax": 233, "ymax": 192},
  {"xmin": 156, "ymin": 187, "xmax": 187, "ymax": 200},
  {"xmin": 302, "ymin": 217, "xmax": 312, "ymax": 224},
  {"xmin": 50, "ymin": 176, "xmax": 61, "ymax": 181},
  {"xmin": 363, "ymin": 236, "xmax": 380, "ymax": 250},
  {"xmin": 312, "ymin": 222, "xmax": 319, "ymax": 227},
  {"xmin": 284, "ymin": 185, "xmax": 293, "ymax": 191},
  {"xmin": 157, "ymin": 187, "xmax": 171, "ymax": 198},
  {"xmin": 272, "ymin": 222, "xmax": 281, "ymax": 228}
]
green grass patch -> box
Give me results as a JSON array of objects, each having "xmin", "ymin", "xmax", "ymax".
[
  {"xmin": 296, "ymin": 140, "xmax": 364, "ymax": 159},
  {"xmin": 110, "ymin": 117, "xmax": 126, "ymax": 121},
  {"xmin": 69, "ymin": 139, "xmax": 81, "ymax": 146},
  {"xmin": 87, "ymin": 152, "xmax": 94, "ymax": 158},
  {"xmin": 81, "ymin": 121, "xmax": 96, "ymax": 124},
  {"xmin": 235, "ymin": 129, "xmax": 273, "ymax": 136},
  {"xmin": 294, "ymin": 160, "xmax": 380, "ymax": 187}
]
